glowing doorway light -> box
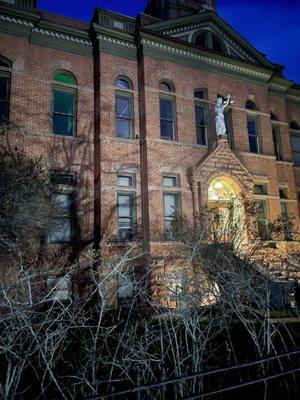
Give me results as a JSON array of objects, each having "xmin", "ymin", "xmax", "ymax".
[{"xmin": 214, "ymin": 181, "xmax": 224, "ymax": 189}]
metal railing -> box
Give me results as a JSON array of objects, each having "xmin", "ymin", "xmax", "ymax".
[{"xmin": 87, "ymin": 350, "xmax": 300, "ymax": 400}]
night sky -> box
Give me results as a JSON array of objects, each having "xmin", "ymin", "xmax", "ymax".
[{"xmin": 37, "ymin": 0, "xmax": 300, "ymax": 83}]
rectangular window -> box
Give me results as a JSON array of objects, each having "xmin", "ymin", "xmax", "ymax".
[
  {"xmin": 247, "ymin": 117, "xmax": 260, "ymax": 153},
  {"xmin": 280, "ymin": 202, "xmax": 288, "ymax": 217},
  {"xmin": 117, "ymin": 270, "xmax": 136, "ymax": 305},
  {"xmin": 160, "ymin": 97, "xmax": 176, "ymax": 140},
  {"xmin": 225, "ymin": 110, "xmax": 234, "ymax": 149},
  {"xmin": 116, "ymin": 93, "xmax": 133, "ymax": 139},
  {"xmin": 195, "ymin": 103, "xmax": 207, "ymax": 145},
  {"xmin": 117, "ymin": 192, "xmax": 135, "ymax": 241},
  {"xmin": 163, "ymin": 175, "xmax": 179, "ymax": 188},
  {"xmin": 52, "ymin": 89, "xmax": 76, "ymax": 136},
  {"xmin": 291, "ymin": 135, "xmax": 300, "ymax": 166},
  {"xmin": 50, "ymin": 172, "xmax": 76, "ymax": 186},
  {"xmin": 254, "ymin": 184, "xmax": 267, "ymax": 195},
  {"xmin": 49, "ymin": 193, "xmax": 75, "ymax": 244},
  {"xmin": 272, "ymin": 125, "xmax": 282, "ymax": 161},
  {"xmin": 280, "ymin": 202, "xmax": 292, "ymax": 240},
  {"xmin": 47, "ymin": 276, "xmax": 70, "ymax": 302},
  {"xmin": 279, "ymin": 188, "xmax": 287, "ymax": 199},
  {"xmin": 117, "ymin": 173, "xmax": 135, "ymax": 188},
  {"xmin": 0, "ymin": 72, "xmax": 10, "ymax": 125},
  {"xmin": 164, "ymin": 192, "xmax": 180, "ymax": 240},
  {"xmin": 255, "ymin": 200, "xmax": 270, "ymax": 240}
]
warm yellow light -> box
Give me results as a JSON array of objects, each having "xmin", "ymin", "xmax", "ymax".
[{"xmin": 214, "ymin": 181, "xmax": 223, "ymax": 189}]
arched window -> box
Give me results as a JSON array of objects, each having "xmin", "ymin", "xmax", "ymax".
[
  {"xmin": 0, "ymin": 56, "xmax": 12, "ymax": 125},
  {"xmin": 116, "ymin": 76, "xmax": 133, "ymax": 90},
  {"xmin": 195, "ymin": 33, "xmax": 207, "ymax": 49},
  {"xmin": 245, "ymin": 100, "xmax": 259, "ymax": 111},
  {"xmin": 53, "ymin": 71, "xmax": 77, "ymax": 85},
  {"xmin": 195, "ymin": 32, "xmax": 226, "ymax": 54},
  {"xmin": 115, "ymin": 76, "xmax": 134, "ymax": 139},
  {"xmin": 159, "ymin": 80, "xmax": 176, "ymax": 140},
  {"xmin": 51, "ymin": 70, "xmax": 77, "ymax": 137},
  {"xmin": 290, "ymin": 120, "xmax": 300, "ymax": 130},
  {"xmin": 158, "ymin": 79, "xmax": 175, "ymax": 93},
  {"xmin": 212, "ymin": 35, "xmax": 225, "ymax": 53}
]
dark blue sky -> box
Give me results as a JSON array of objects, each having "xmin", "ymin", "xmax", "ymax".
[{"xmin": 37, "ymin": 0, "xmax": 300, "ymax": 83}]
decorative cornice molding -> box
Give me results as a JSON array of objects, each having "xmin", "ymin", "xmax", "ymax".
[
  {"xmin": 97, "ymin": 34, "xmax": 136, "ymax": 49},
  {"xmin": 268, "ymin": 83, "xmax": 288, "ymax": 93},
  {"xmin": 286, "ymin": 94, "xmax": 300, "ymax": 104},
  {"xmin": 161, "ymin": 20, "xmax": 256, "ymax": 63},
  {"xmin": 31, "ymin": 27, "xmax": 92, "ymax": 46},
  {"xmin": 0, "ymin": 13, "xmax": 34, "ymax": 27},
  {"xmin": 142, "ymin": 38, "xmax": 271, "ymax": 81}
]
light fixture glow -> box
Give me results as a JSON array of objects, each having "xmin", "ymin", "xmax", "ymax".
[{"xmin": 214, "ymin": 181, "xmax": 223, "ymax": 189}]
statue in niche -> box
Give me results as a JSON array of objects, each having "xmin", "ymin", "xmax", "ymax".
[{"xmin": 215, "ymin": 95, "xmax": 233, "ymax": 137}]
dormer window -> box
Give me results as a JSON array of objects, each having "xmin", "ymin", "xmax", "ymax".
[{"xmin": 194, "ymin": 31, "xmax": 226, "ymax": 54}]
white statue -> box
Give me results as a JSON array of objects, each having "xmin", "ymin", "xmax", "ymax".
[{"xmin": 215, "ymin": 95, "xmax": 233, "ymax": 137}]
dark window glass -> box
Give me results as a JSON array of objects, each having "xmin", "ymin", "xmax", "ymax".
[
  {"xmin": 212, "ymin": 35, "xmax": 224, "ymax": 53},
  {"xmin": 52, "ymin": 90, "xmax": 75, "ymax": 136},
  {"xmin": 279, "ymin": 189, "xmax": 287, "ymax": 199},
  {"xmin": 194, "ymin": 89, "xmax": 206, "ymax": 99},
  {"xmin": 247, "ymin": 117, "xmax": 260, "ymax": 153},
  {"xmin": 50, "ymin": 172, "xmax": 76, "ymax": 186},
  {"xmin": 118, "ymin": 193, "xmax": 135, "ymax": 241},
  {"xmin": 254, "ymin": 184, "xmax": 266, "ymax": 195},
  {"xmin": 195, "ymin": 33, "xmax": 207, "ymax": 48},
  {"xmin": 164, "ymin": 192, "xmax": 180, "ymax": 240},
  {"xmin": 246, "ymin": 100, "xmax": 258, "ymax": 111},
  {"xmin": 272, "ymin": 125, "xmax": 282, "ymax": 161},
  {"xmin": 270, "ymin": 112, "xmax": 278, "ymax": 121},
  {"xmin": 116, "ymin": 94, "xmax": 132, "ymax": 138},
  {"xmin": 0, "ymin": 58, "xmax": 11, "ymax": 68},
  {"xmin": 291, "ymin": 135, "xmax": 300, "ymax": 166},
  {"xmin": 224, "ymin": 110, "xmax": 233, "ymax": 149},
  {"xmin": 116, "ymin": 78, "xmax": 132, "ymax": 90},
  {"xmin": 0, "ymin": 74, "xmax": 10, "ymax": 124},
  {"xmin": 195, "ymin": 104, "xmax": 207, "ymax": 145},
  {"xmin": 49, "ymin": 193, "xmax": 75, "ymax": 244},
  {"xmin": 290, "ymin": 121, "xmax": 299, "ymax": 130},
  {"xmin": 255, "ymin": 200, "xmax": 271, "ymax": 241},
  {"xmin": 160, "ymin": 98, "xmax": 175, "ymax": 140}
]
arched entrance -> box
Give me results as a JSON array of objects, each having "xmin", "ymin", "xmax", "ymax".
[{"xmin": 208, "ymin": 177, "xmax": 242, "ymax": 238}]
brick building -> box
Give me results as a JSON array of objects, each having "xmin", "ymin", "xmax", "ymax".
[{"xmin": 1, "ymin": 0, "xmax": 300, "ymax": 299}]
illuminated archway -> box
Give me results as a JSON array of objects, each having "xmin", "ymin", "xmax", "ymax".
[{"xmin": 208, "ymin": 177, "xmax": 242, "ymax": 239}]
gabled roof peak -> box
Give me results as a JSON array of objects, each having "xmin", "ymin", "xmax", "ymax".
[{"xmin": 145, "ymin": 1, "xmax": 217, "ymax": 21}]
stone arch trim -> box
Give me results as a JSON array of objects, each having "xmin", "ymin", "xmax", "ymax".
[
  {"xmin": 191, "ymin": 139, "xmax": 254, "ymax": 208},
  {"xmin": 199, "ymin": 170, "xmax": 250, "ymax": 206}
]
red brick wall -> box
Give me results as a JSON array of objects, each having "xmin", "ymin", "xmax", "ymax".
[{"xmin": 1, "ymin": 30, "xmax": 300, "ymax": 251}]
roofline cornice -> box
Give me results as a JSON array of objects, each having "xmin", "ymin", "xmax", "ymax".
[{"xmin": 137, "ymin": 29, "xmax": 274, "ymax": 83}]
